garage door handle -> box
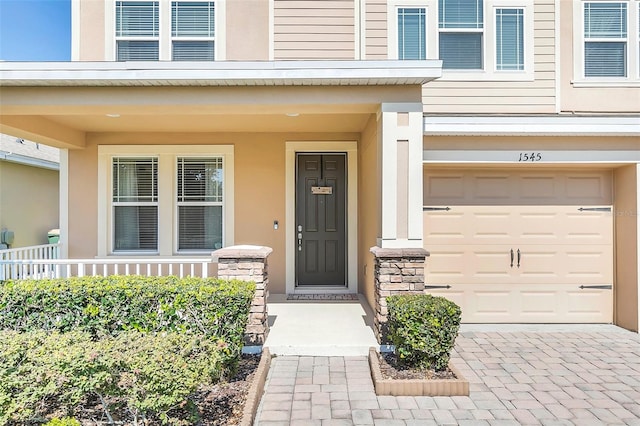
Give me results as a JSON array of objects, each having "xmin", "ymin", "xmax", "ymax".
[
  {"xmin": 517, "ymin": 249, "xmax": 521, "ymax": 268},
  {"xmin": 510, "ymin": 249, "xmax": 514, "ymax": 268},
  {"xmin": 579, "ymin": 285, "xmax": 612, "ymax": 290}
]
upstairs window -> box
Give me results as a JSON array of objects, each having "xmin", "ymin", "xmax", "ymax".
[
  {"xmin": 584, "ymin": 2, "xmax": 628, "ymax": 77},
  {"xmin": 112, "ymin": 158, "xmax": 158, "ymax": 252},
  {"xmin": 397, "ymin": 8, "xmax": 427, "ymax": 59},
  {"xmin": 115, "ymin": 1, "xmax": 160, "ymax": 61},
  {"xmin": 496, "ymin": 8, "xmax": 524, "ymax": 70},
  {"xmin": 439, "ymin": 0, "xmax": 484, "ymax": 69},
  {"xmin": 171, "ymin": 1, "xmax": 216, "ymax": 61}
]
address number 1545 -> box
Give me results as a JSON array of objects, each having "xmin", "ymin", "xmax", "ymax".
[{"xmin": 518, "ymin": 152, "xmax": 542, "ymax": 162}]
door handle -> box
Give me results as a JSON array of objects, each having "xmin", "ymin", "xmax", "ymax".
[
  {"xmin": 297, "ymin": 226, "xmax": 303, "ymax": 251},
  {"xmin": 517, "ymin": 249, "xmax": 521, "ymax": 268},
  {"xmin": 510, "ymin": 249, "xmax": 514, "ymax": 268}
]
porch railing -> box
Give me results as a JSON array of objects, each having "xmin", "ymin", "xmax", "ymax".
[{"xmin": 0, "ymin": 257, "xmax": 213, "ymax": 280}]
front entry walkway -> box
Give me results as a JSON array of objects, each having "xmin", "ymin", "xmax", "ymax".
[
  {"xmin": 256, "ymin": 325, "xmax": 640, "ymax": 425},
  {"xmin": 263, "ymin": 294, "xmax": 378, "ymax": 356}
]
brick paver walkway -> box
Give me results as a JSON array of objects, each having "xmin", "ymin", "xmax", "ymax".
[{"xmin": 255, "ymin": 329, "xmax": 640, "ymax": 425}]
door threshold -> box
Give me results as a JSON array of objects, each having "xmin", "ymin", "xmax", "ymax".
[
  {"xmin": 286, "ymin": 293, "xmax": 359, "ymax": 301},
  {"xmin": 293, "ymin": 286, "xmax": 351, "ymax": 293}
]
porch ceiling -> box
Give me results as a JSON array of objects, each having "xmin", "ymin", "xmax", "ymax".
[{"xmin": 0, "ymin": 60, "xmax": 438, "ymax": 149}]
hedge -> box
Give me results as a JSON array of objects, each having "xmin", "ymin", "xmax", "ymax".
[
  {"xmin": 0, "ymin": 330, "xmax": 224, "ymax": 425},
  {"xmin": 387, "ymin": 294, "xmax": 461, "ymax": 371},
  {"xmin": 0, "ymin": 275, "xmax": 254, "ymax": 353}
]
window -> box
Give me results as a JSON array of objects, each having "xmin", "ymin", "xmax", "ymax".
[
  {"xmin": 439, "ymin": 0, "xmax": 484, "ymax": 69},
  {"xmin": 115, "ymin": 1, "xmax": 160, "ymax": 61},
  {"xmin": 112, "ymin": 158, "xmax": 158, "ymax": 251},
  {"xmin": 584, "ymin": 2, "xmax": 628, "ymax": 77},
  {"xmin": 398, "ymin": 8, "xmax": 427, "ymax": 59},
  {"xmin": 99, "ymin": 145, "xmax": 233, "ymax": 256},
  {"xmin": 177, "ymin": 158, "xmax": 223, "ymax": 250},
  {"xmin": 171, "ymin": 1, "xmax": 215, "ymax": 61},
  {"xmin": 496, "ymin": 8, "xmax": 524, "ymax": 70}
]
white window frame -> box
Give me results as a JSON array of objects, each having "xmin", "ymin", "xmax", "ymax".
[
  {"xmin": 171, "ymin": 1, "xmax": 216, "ymax": 61},
  {"xmin": 387, "ymin": 0, "xmax": 534, "ymax": 81},
  {"xmin": 175, "ymin": 156, "xmax": 224, "ymax": 253},
  {"xmin": 573, "ymin": 0, "xmax": 640, "ymax": 86},
  {"xmin": 105, "ymin": 0, "xmax": 226, "ymax": 61},
  {"xmin": 98, "ymin": 145, "xmax": 234, "ymax": 257},
  {"xmin": 114, "ymin": 1, "xmax": 161, "ymax": 61}
]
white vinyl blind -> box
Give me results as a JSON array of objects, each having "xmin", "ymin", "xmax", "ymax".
[
  {"xmin": 115, "ymin": 1, "xmax": 159, "ymax": 61},
  {"xmin": 112, "ymin": 158, "xmax": 158, "ymax": 251},
  {"xmin": 496, "ymin": 8, "xmax": 524, "ymax": 70},
  {"xmin": 398, "ymin": 8, "xmax": 427, "ymax": 60},
  {"xmin": 171, "ymin": 1, "xmax": 215, "ymax": 61},
  {"xmin": 177, "ymin": 158, "xmax": 223, "ymax": 251},
  {"xmin": 584, "ymin": 2, "xmax": 627, "ymax": 77},
  {"xmin": 439, "ymin": 0, "xmax": 484, "ymax": 69}
]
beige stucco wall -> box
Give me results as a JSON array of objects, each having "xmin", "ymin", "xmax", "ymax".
[
  {"xmin": 559, "ymin": 0, "xmax": 640, "ymax": 113},
  {"xmin": 0, "ymin": 162, "xmax": 59, "ymax": 248},
  {"xmin": 67, "ymin": 131, "xmax": 363, "ymax": 294},
  {"xmin": 226, "ymin": 0, "xmax": 269, "ymax": 60},
  {"xmin": 614, "ymin": 165, "xmax": 639, "ymax": 332},
  {"xmin": 78, "ymin": 0, "xmax": 106, "ymax": 60},
  {"xmin": 358, "ymin": 114, "xmax": 381, "ymax": 308}
]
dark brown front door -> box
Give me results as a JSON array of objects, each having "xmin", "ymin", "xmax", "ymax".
[{"xmin": 296, "ymin": 154, "xmax": 346, "ymax": 286}]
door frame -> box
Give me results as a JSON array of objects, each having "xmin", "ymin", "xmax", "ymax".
[{"xmin": 285, "ymin": 141, "xmax": 358, "ymax": 294}]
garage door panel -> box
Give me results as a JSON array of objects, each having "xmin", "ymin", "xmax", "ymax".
[
  {"xmin": 423, "ymin": 169, "xmax": 614, "ymax": 324},
  {"xmin": 425, "ymin": 284, "xmax": 612, "ymax": 323}
]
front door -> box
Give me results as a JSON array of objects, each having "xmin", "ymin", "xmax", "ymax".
[{"xmin": 296, "ymin": 154, "xmax": 347, "ymax": 286}]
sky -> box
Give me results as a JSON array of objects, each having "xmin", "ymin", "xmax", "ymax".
[{"xmin": 0, "ymin": 0, "xmax": 71, "ymax": 61}]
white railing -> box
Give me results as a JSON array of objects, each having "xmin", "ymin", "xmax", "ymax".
[
  {"xmin": 0, "ymin": 242, "xmax": 60, "ymax": 262},
  {"xmin": 0, "ymin": 257, "xmax": 213, "ymax": 281}
]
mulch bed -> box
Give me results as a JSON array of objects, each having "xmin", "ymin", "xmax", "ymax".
[
  {"xmin": 48, "ymin": 354, "xmax": 261, "ymax": 425},
  {"xmin": 377, "ymin": 351, "xmax": 457, "ymax": 381}
]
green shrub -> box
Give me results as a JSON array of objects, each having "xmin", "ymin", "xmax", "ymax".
[
  {"xmin": 386, "ymin": 294, "xmax": 461, "ymax": 371},
  {"xmin": 0, "ymin": 330, "xmax": 224, "ymax": 425},
  {"xmin": 0, "ymin": 275, "xmax": 254, "ymax": 362},
  {"xmin": 44, "ymin": 417, "xmax": 81, "ymax": 426}
]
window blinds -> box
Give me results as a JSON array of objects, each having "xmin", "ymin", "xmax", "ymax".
[
  {"xmin": 439, "ymin": 0, "xmax": 483, "ymax": 69},
  {"xmin": 398, "ymin": 8, "xmax": 426, "ymax": 60},
  {"xmin": 171, "ymin": 1, "xmax": 215, "ymax": 37},
  {"xmin": 584, "ymin": 2, "xmax": 627, "ymax": 77},
  {"xmin": 496, "ymin": 8, "xmax": 524, "ymax": 71},
  {"xmin": 116, "ymin": 1, "xmax": 159, "ymax": 37}
]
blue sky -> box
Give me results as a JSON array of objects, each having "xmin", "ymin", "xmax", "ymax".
[{"xmin": 0, "ymin": 0, "xmax": 71, "ymax": 61}]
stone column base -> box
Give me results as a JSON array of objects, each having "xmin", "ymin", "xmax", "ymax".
[
  {"xmin": 214, "ymin": 245, "xmax": 273, "ymax": 346},
  {"xmin": 370, "ymin": 246, "xmax": 429, "ymax": 344}
]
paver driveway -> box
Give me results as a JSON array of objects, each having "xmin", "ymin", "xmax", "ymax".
[{"xmin": 255, "ymin": 326, "xmax": 640, "ymax": 425}]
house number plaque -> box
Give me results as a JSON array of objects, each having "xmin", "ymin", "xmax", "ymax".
[{"xmin": 311, "ymin": 186, "xmax": 333, "ymax": 195}]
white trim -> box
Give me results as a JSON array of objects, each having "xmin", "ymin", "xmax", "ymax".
[
  {"xmin": 0, "ymin": 152, "xmax": 59, "ymax": 170},
  {"xmin": 354, "ymin": 0, "xmax": 361, "ymax": 60},
  {"xmin": 285, "ymin": 142, "xmax": 358, "ymax": 295},
  {"xmin": 424, "ymin": 150, "xmax": 640, "ymax": 163},
  {"xmin": 97, "ymin": 145, "xmax": 234, "ymax": 256},
  {"xmin": 387, "ymin": 0, "xmax": 435, "ymax": 60},
  {"xmin": 268, "ymin": 0, "xmax": 274, "ymax": 60},
  {"xmin": 636, "ymin": 163, "xmax": 640, "ymax": 332},
  {"xmin": 215, "ymin": 0, "xmax": 226, "ymax": 60},
  {"xmin": 71, "ymin": 0, "xmax": 81, "ymax": 61},
  {"xmin": 359, "ymin": 0, "xmax": 367, "ymax": 59},
  {"xmin": 105, "ymin": 0, "xmax": 115, "ymax": 61},
  {"xmin": 59, "ymin": 149, "xmax": 69, "ymax": 259},
  {"xmin": 573, "ymin": 0, "xmax": 640, "ymax": 84},
  {"xmin": 554, "ymin": 0, "xmax": 561, "ymax": 113},
  {"xmin": 0, "ymin": 60, "xmax": 442, "ymax": 86},
  {"xmin": 424, "ymin": 116, "xmax": 640, "ymax": 136}
]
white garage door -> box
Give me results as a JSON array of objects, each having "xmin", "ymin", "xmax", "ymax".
[{"xmin": 423, "ymin": 169, "xmax": 613, "ymax": 323}]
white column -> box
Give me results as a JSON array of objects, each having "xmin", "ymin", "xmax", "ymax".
[
  {"xmin": 377, "ymin": 103, "xmax": 424, "ymax": 249},
  {"xmin": 59, "ymin": 149, "xmax": 69, "ymax": 258},
  {"xmin": 636, "ymin": 163, "xmax": 640, "ymax": 332}
]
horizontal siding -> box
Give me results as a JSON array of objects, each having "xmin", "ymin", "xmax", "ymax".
[
  {"xmin": 274, "ymin": 0, "xmax": 355, "ymax": 60},
  {"xmin": 365, "ymin": 0, "xmax": 387, "ymax": 59},
  {"xmin": 423, "ymin": 0, "xmax": 557, "ymax": 113}
]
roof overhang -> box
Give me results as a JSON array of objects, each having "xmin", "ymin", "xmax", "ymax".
[
  {"xmin": 0, "ymin": 151, "xmax": 59, "ymax": 170},
  {"xmin": 424, "ymin": 115, "xmax": 640, "ymax": 137},
  {"xmin": 0, "ymin": 60, "xmax": 442, "ymax": 87}
]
